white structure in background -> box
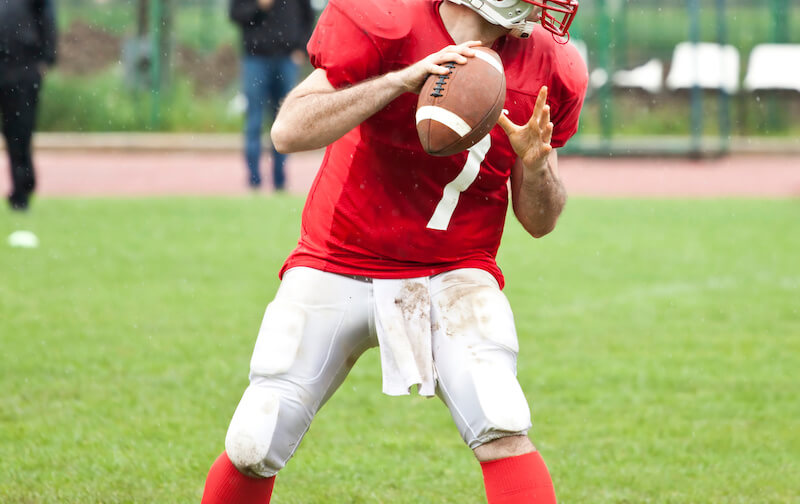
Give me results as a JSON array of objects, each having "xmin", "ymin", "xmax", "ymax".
[
  {"xmin": 571, "ymin": 39, "xmax": 664, "ymax": 94},
  {"xmin": 227, "ymin": 93, "xmax": 248, "ymax": 117},
  {"xmin": 612, "ymin": 59, "xmax": 664, "ymax": 94},
  {"xmin": 589, "ymin": 68, "xmax": 609, "ymax": 90},
  {"xmin": 665, "ymin": 42, "xmax": 740, "ymax": 93},
  {"xmin": 744, "ymin": 44, "xmax": 800, "ymax": 92}
]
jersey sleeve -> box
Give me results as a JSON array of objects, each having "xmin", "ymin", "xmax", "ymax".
[
  {"xmin": 306, "ymin": 2, "xmax": 383, "ymax": 89},
  {"xmin": 550, "ymin": 45, "xmax": 588, "ymax": 149},
  {"xmin": 550, "ymin": 92, "xmax": 586, "ymax": 148}
]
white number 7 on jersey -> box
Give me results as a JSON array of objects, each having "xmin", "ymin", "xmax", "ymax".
[{"xmin": 426, "ymin": 134, "xmax": 492, "ymax": 231}]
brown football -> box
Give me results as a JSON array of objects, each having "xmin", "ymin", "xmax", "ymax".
[{"xmin": 415, "ymin": 46, "xmax": 506, "ymax": 157}]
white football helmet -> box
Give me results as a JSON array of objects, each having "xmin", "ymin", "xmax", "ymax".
[{"xmin": 448, "ymin": 0, "xmax": 579, "ymax": 39}]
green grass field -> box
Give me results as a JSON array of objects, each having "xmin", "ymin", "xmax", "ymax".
[{"xmin": 2, "ymin": 197, "xmax": 799, "ymax": 503}]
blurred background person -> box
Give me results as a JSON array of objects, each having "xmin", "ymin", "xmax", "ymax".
[
  {"xmin": 0, "ymin": 0, "xmax": 57, "ymax": 211},
  {"xmin": 230, "ymin": 0, "xmax": 314, "ymax": 192}
]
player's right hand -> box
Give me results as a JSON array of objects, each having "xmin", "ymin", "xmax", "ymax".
[
  {"xmin": 387, "ymin": 41, "xmax": 481, "ymax": 94},
  {"xmin": 257, "ymin": 0, "xmax": 275, "ymax": 10}
]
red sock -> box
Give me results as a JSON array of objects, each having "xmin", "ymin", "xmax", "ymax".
[
  {"xmin": 480, "ymin": 451, "xmax": 557, "ymax": 504},
  {"xmin": 201, "ymin": 452, "xmax": 275, "ymax": 504}
]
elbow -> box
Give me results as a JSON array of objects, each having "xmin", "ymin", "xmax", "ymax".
[
  {"xmin": 527, "ymin": 221, "xmax": 557, "ymax": 239},
  {"xmin": 269, "ymin": 119, "xmax": 296, "ymax": 154},
  {"xmin": 530, "ymin": 225, "xmax": 556, "ymax": 238},
  {"xmin": 515, "ymin": 211, "xmax": 557, "ymax": 238},
  {"xmin": 515, "ymin": 205, "xmax": 563, "ymax": 239}
]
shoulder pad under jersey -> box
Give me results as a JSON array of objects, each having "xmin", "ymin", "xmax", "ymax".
[{"xmin": 329, "ymin": 0, "xmax": 413, "ymax": 40}]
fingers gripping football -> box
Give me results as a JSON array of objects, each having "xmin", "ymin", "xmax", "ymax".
[
  {"xmin": 416, "ymin": 47, "xmax": 506, "ymax": 156},
  {"xmin": 389, "ymin": 41, "xmax": 482, "ymax": 94},
  {"xmin": 497, "ymin": 86, "xmax": 554, "ymax": 167}
]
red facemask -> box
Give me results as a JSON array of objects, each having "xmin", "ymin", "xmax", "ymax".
[{"xmin": 524, "ymin": 0, "xmax": 579, "ymax": 38}]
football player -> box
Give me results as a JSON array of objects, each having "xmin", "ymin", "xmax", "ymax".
[{"xmin": 201, "ymin": 0, "xmax": 587, "ymax": 502}]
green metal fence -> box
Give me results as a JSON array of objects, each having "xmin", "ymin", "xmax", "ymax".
[
  {"xmin": 46, "ymin": 0, "xmax": 241, "ymax": 132},
  {"xmin": 569, "ymin": 0, "xmax": 799, "ymax": 155},
  {"xmin": 45, "ymin": 0, "xmax": 799, "ymax": 155}
]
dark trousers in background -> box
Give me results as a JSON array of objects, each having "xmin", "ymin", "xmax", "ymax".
[
  {"xmin": 1, "ymin": 76, "xmax": 41, "ymax": 209},
  {"xmin": 241, "ymin": 54, "xmax": 298, "ymax": 190}
]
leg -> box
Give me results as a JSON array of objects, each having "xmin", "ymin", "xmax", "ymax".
[
  {"xmin": 1, "ymin": 78, "xmax": 40, "ymax": 210},
  {"xmin": 202, "ymin": 268, "xmax": 376, "ymax": 502},
  {"xmin": 430, "ymin": 269, "xmax": 557, "ymax": 503},
  {"xmin": 266, "ymin": 55, "xmax": 299, "ymax": 191},
  {"xmin": 241, "ymin": 56, "xmax": 269, "ymax": 188}
]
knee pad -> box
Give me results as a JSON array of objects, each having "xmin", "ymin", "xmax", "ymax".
[
  {"xmin": 436, "ymin": 350, "xmax": 533, "ymax": 449},
  {"xmin": 225, "ymin": 385, "xmax": 283, "ymax": 477},
  {"xmin": 440, "ymin": 359, "xmax": 532, "ymax": 449},
  {"xmin": 471, "ymin": 362, "xmax": 531, "ymax": 436}
]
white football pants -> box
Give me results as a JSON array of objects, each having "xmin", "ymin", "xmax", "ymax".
[{"xmin": 225, "ymin": 267, "xmax": 532, "ymax": 477}]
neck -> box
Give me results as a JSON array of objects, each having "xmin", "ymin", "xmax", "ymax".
[{"xmin": 439, "ymin": 1, "xmax": 508, "ymax": 46}]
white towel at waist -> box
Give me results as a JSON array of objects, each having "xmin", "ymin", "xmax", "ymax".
[{"xmin": 373, "ymin": 277, "xmax": 436, "ymax": 397}]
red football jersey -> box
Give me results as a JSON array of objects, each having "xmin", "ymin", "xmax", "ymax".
[{"xmin": 281, "ymin": 0, "xmax": 588, "ymax": 288}]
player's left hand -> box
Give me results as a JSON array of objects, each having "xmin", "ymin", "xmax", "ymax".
[{"xmin": 497, "ymin": 86, "xmax": 553, "ymax": 168}]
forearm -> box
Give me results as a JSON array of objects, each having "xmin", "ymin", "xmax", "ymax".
[
  {"xmin": 512, "ymin": 152, "xmax": 566, "ymax": 238},
  {"xmin": 272, "ymin": 42, "xmax": 482, "ymax": 152},
  {"xmin": 271, "ymin": 70, "xmax": 409, "ymax": 153}
]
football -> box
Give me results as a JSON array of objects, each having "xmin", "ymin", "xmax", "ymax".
[{"xmin": 415, "ymin": 46, "xmax": 506, "ymax": 157}]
